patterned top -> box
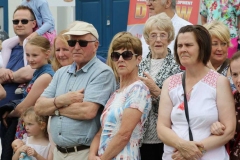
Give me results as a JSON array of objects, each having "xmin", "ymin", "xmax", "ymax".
[
  {"xmin": 200, "ymin": 0, "xmax": 240, "ymax": 38},
  {"xmin": 138, "ymin": 49, "xmax": 182, "ymax": 144},
  {"xmin": 98, "ymin": 80, "xmax": 152, "ymax": 160},
  {"xmin": 163, "ymin": 70, "xmax": 229, "ymax": 160}
]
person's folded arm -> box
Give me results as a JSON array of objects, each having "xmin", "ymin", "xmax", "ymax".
[
  {"xmin": 89, "ymin": 127, "xmax": 102, "ymax": 160},
  {"xmin": 8, "ymin": 73, "xmax": 52, "ymax": 117},
  {"xmin": 35, "ymin": 89, "xmax": 84, "ymax": 116},
  {"xmin": 100, "ymin": 108, "xmax": 142, "ymax": 160},
  {"xmin": 12, "ymin": 65, "xmax": 35, "ymax": 83},
  {"xmin": 0, "ymin": 84, "xmax": 6, "ymax": 100},
  {"xmin": 59, "ymin": 102, "xmax": 101, "ymax": 120},
  {"xmin": 157, "ymin": 78, "xmax": 203, "ymax": 160},
  {"xmin": 200, "ymin": 76, "xmax": 236, "ymax": 151},
  {"xmin": 35, "ymin": 96, "xmax": 56, "ymax": 116}
]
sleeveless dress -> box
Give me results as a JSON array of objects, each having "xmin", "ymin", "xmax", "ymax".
[
  {"xmin": 26, "ymin": 137, "xmax": 51, "ymax": 160},
  {"xmin": 163, "ymin": 70, "xmax": 229, "ymax": 160}
]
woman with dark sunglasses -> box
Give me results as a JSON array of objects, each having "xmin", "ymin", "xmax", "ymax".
[
  {"xmin": 138, "ymin": 13, "xmax": 182, "ymax": 160},
  {"xmin": 89, "ymin": 33, "xmax": 152, "ymax": 160}
]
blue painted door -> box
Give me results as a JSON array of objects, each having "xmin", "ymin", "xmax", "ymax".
[
  {"xmin": 0, "ymin": 0, "xmax": 8, "ymax": 33},
  {"xmin": 75, "ymin": 0, "xmax": 129, "ymax": 58}
]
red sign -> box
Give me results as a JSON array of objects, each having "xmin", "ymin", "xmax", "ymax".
[{"xmin": 127, "ymin": 0, "xmax": 200, "ymax": 38}]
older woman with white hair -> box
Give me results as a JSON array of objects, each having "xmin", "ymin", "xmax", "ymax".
[{"xmin": 138, "ymin": 12, "xmax": 181, "ymax": 159}]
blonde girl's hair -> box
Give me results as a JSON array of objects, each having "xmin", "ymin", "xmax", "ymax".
[
  {"xmin": 26, "ymin": 36, "xmax": 51, "ymax": 64},
  {"xmin": 51, "ymin": 30, "xmax": 71, "ymax": 71},
  {"xmin": 21, "ymin": 107, "xmax": 49, "ymax": 138}
]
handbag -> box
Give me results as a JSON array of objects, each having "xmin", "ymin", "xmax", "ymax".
[{"xmin": 182, "ymin": 72, "xmax": 193, "ymax": 141}]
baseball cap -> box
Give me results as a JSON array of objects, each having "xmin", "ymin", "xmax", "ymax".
[{"xmin": 64, "ymin": 21, "xmax": 99, "ymax": 39}]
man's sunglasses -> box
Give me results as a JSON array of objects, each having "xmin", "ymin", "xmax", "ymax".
[
  {"xmin": 12, "ymin": 19, "xmax": 34, "ymax": 25},
  {"xmin": 111, "ymin": 51, "xmax": 138, "ymax": 61},
  {"xmin": 67, "ymin": 40, "xmax": 97, "ymax": 47}
]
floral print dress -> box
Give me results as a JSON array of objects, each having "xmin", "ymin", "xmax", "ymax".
[
  {"xmin": 200, "ymin": 0, "xmax": 240, "ymax": 38},
  {"xmin": 98, "ymin": 80, "xmax": 151, "ymax": 160}
]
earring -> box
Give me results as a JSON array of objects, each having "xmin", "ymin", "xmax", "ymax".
[{"xmin": 136, "ymin": 64, "xmax": 139, "ymax": 67}]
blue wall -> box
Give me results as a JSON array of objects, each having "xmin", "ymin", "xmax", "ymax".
[
  {"xmin": 0, "ymin": 0, "xmax": 8, "ymax": 33},
  {"xmin": 75, "ymin": 0, "xmax": 129, "ymax": 58}
]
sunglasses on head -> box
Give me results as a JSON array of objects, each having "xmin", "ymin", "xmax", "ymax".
[
  {"xmin": 67, "ymin": 39, "xmax": 97, "ymax": 47},
  {"xmin": 12, "ymin": 19, "xmax": 34, "ymax": 25},
  {"xmin": 111, "ymin": 50, "xmax": 138, "ymax": 61}
]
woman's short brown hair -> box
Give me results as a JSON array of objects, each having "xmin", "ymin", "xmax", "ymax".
[
  {"xmin": 111, "ymin": 32, "xmax": 142, "ymax": 56},
  {"xmin": 174, "ymin": 25, "xmax": 212, "ymax": 66}
]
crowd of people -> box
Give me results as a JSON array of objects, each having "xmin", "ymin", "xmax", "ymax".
[{"xmin": 0, "ymin": 0, "xmax": 239, "ymax": 160}]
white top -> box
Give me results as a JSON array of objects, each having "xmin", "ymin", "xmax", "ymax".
[
  {"xmin": 163, "ymin": 70, "xmax": 229, "ymax": 160},
  {"xmin": 150, "ymin": 58, "xmax": 164, "ymax": 81},
  {"xmin": 141, "ymin": 13, "xmax": 192, "ymax": 58},
  {"xmin": 26, "ymin": 137, "xmax": 50, "ymax": 160}
]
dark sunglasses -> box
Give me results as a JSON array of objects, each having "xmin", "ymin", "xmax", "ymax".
[
  {"xmin": 111, "ymin": 51, "xmax": 138, "ymax": 61},
  {"xmin": 12, "ymin": 19, "xmax": 34, "ymax": 25},
  {"xmin": 67, "ymin": 39, "xmax": 97, "ymax": 47}
]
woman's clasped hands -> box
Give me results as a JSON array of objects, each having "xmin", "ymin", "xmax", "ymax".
[{"xmin": 172, "ymin": 140, "xmax": 204, "ymax": 160}]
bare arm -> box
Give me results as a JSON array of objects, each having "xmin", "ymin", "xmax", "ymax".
[
  {"xmin": 0, "ymin": 84, "xmax": 6, "ymax": 100},
  {"xmin": 35, "ymin": 89, "xmax": 84, "ymax": 117},
  {"xmin": 12, "ymin": 145, "xmax": 28, "ymax": 160},
  {"xmin": 59, "ymin": 102, "xmax": 101, "ymax": 120},
  {"xmin": 8, "ymin": 74, "xmax": 52, "ymax": 117},
  {"xmin": 89, "ymin": 128, "xmax": 102, "ymax": 160},
  {"xmin": 200, "ymin": 76, "xmax": 235, "ymax": 151},
  {"xmin": 157, "ymin": 78, "xmax": 203, "ymax": 159},
  {"xmin": 100, "ymin": 108, "xmax": 142, "ymax": 160},
  {"xmin": 27, "ymin": 147, "xmax": 52, "ymax": 160},
  {"xmin": 12, "ymin": 65, "xmax": 35, "ymax": 83}
]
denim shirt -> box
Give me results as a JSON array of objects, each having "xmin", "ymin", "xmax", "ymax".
[{"xmin": 41, "ymin": 56, "xmax": 116, "ymax": 147}]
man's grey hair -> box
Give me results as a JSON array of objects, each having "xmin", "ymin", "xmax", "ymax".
[{"xmin": 161, "ymin": 0, "xmax": 176, "ymax": 10}]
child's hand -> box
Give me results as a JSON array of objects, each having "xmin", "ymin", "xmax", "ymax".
[
  {"xmin": 27, "ymin": 147, "xmax": 38, "ymax": 157},
  {"xmin": 19, "ymin": 145, "xmax": 28, "ymax": 153},
  {"xmin": 26, "ymin": 32, "xmax": 38, "ymax": 40}
]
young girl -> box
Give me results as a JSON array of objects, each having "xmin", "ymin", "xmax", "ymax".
[
  {"xmin": 210, "ymin": 51, "xmax": 240, "ymax": 159},
  {"xmin": 12, "ymin": 107, "xmax": 52, "ymax": 160},
  {"xmin": 227, "ymin": 51, "xmax": 240, "ymax": 159},
  {"xmin": 1, "ymin": 36, "xmax": 54, "ymax": 159},
  {"xmin": 1, "ymin": 0, "xmax": 56, "ymax": 68}
]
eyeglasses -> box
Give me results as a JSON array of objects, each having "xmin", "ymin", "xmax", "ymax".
[
  {"xmin": 149, "ymin": 33, "xmax": 168, "ymax": 41},
  {"xmin": 212, "ymin": 42, "xmax": 227, "ymax": 47},
  {"xmin": 67, "ymin": 39, "xmax": 97, "ymax": 47},
  {"xmin": 12, "ymin": 19, "xmax": 34, "ymax": 25},
  {"xmin": 111, "ymin": 51, "xmax": 138, "ymax": 61}
]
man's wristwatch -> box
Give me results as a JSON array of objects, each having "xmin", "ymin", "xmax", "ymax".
[{"xmin": 55, "ymin": 110, "xmax": 60, "ymax": 116}]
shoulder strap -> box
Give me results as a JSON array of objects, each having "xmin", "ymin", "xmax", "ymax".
[
  {"xmin": 217, "ymin": 59, "xmax": 229, "ymax": 74},
  {"xmin": 182, "ymin": 72, "xmax": 194, "ymax": 141}
]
